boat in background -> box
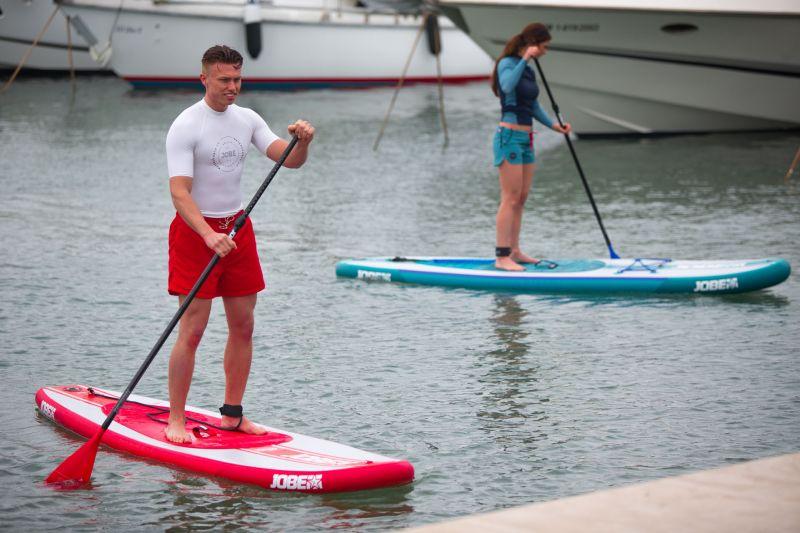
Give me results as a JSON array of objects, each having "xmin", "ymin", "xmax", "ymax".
[
  {"xmin": 55, "ymin": 0, "xmax": 493, "ymax": 89},
  {"xmin": 438, "ymin": 0, "xmax": 800, "ymax": 136},
  {"xmin": 0, "ymin": 0, "xmax": 107, "ymax": 72}
]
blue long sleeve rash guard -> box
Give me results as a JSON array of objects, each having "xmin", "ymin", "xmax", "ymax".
[{"xmin": 497, "ymin": 56, "xmax": 554, "ymax": 128}]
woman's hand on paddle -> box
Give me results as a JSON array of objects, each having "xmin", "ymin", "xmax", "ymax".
[
  {"xmin": 522, "ymin": 45, "xmax": 543, "ymax": 60},
  {"xmin": 553, "ymin": 122, "xmax": 572, "ymax": 134},
  {"xmin": 203, "ymin": 231, "xmax": 236, "ymax": 257},
  {"xmin": 288, "ymin": 120, "xmax": 315, "ymax": 144}
]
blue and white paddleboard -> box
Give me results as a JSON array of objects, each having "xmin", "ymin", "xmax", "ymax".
[{"xmin": 335, "ymin": 257, "xmax": 791, "ymax": 295}]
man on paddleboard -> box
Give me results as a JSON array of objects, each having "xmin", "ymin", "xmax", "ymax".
[{"xmin": 164, "ymin": 45, "xmax": 314, "ymax": 443}]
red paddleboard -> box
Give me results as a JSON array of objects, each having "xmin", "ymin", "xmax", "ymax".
[{"xmin": 36, "ymin": 385, "xmax": 414, "ymax": 493}]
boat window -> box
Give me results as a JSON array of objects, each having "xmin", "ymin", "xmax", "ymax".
[{"xmin": 661, "ymin": 23, "xmax": 699, "ymax": 34}]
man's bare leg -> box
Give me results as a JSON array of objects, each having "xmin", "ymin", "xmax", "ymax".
[
  {"xmin": 220, "ymin": 294, "xmax": 266, "ymax": 434},
  {"xmin": 165, "ymin": 296, "xmax": 212, "ymax": 443}
]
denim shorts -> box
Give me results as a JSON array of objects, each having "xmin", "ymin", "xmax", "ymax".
[{"xmin": 493, "ymin": 127, "xmax": 534, "ymax": 166}]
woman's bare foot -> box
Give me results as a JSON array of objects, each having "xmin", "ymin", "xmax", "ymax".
[
  {"xmin": 221, "ymin": 415, "xmax": 268, "ymax": 435},
  {"xmin": 511, "ymin": 251, "xmax": 541, "ymax": 264},
  {"xmin": 165, "ymin": 417, "xmax": 193, "ymax": 444},
  {"xmin": 495, "ymin": 257, "xmax": 525, "ymax": 271}
]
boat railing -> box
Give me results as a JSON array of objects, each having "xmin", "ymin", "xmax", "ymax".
[{"xmin": 153, "ymin": 0, "xmax": 425, "ymax": 18}]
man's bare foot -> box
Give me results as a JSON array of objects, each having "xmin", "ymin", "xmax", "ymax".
[
  {"xmin": 165, "ymin": 417, "xmax": 193, "ymax": 444},
  {"xmin": 511, "ymin": 251, "xmax": 541, "ymax": 264},
  {"xmin": 495, "ymin": 257, "xmax": 525, "ymax": 271},
  {"xmin": 220, "ymin": 415, "xmax": 268, "ymax": 435}
]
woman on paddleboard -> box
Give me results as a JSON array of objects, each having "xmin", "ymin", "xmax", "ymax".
[{"xmin": 492, "ymin": 23, "xmax": 571, "ymax": 271}]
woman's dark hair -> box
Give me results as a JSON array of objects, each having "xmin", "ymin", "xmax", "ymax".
[{"xmin": 491, "ymin": 23, "xmax": 551, "ymax": 96}]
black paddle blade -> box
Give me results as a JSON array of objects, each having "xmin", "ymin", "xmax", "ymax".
[{"xmin": 45, "ymin": 431, "xmax": 102, "ymax": 488}]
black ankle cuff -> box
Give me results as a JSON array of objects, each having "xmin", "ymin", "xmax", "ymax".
[
  {"xmin": 219, "ymin": 404, "xmax": 243, "ymax": 418},
  {"xmin": 495, "ymin": 247, "xmax": 512, "ymax": 257}
]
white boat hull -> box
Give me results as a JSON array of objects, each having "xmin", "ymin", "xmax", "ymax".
[
  {"xmin": 439, "ymin": 1, "xmax": 800, "ymax": 135},
  {"xmin": 57, "ymin": 0, "xmax": 494, "ymax": 88},
  {"xmin": 0, "ymin": 0, "xmax": 107, "ymax": 71}
]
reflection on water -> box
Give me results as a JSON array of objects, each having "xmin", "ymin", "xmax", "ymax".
[
  {"xmin": 161, "ymin": 482, "xmax": 261, "ymax": 530},
  {"xmin": 318, "ymin": 485, "xmax": 415, "ymax": 529},
  {"xmin": 156, "ymin": 466, "xmax": 415, "ymax": 531},
  {"xmin": 534, "ymin": 290, "xmax": 791, "ymax": 309},
  {"xmin": 488, "ymin": 295, "xmax": 531, "ymax": 360},
  {"xmin": 477, "ymin": 295, "xmax": 549, "ymax": 450},
  {"xmin": 716, "ymin": 291, "xmax": 791, "ymax": 308},
  {"xmin": 151, "ymin": 470, "xmax": 414, "ymax": 530}
]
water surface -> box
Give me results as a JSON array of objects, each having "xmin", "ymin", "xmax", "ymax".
[{"xmin": 1, "ymin": 77, "xmax": 798, "ymax": 531}]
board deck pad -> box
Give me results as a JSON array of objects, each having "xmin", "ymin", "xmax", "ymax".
[
  {"xmin": 335, "ymin": 257, "xmax": 790, "ymax": 294},
  {"xmin": 100, "ymin": 401, "xmax": 292, "ymax": 449},
  {"xmin": 420, "ymin": 258, "xmax": 607, "ymax": 272},
  {"xmin": 36, "ymin": 385, "xmax": 414, "ymax": 492}
]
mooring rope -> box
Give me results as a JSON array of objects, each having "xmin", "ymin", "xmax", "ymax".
[
  {"xmin": 373, "ymin": 12, "xmax": 427, "ymax": 151},
  {"xmin": 785, "ymin": 146, "xmax": 800, "ymax": 183},
  {"xmin": 65, "ymin": 14, "xmax": 77, "ymax": 98},
  {"xmin": 0, "ymin": 5, "xmax": 61, "ymax": 95},
  {"xmin": 434, "ymin": 46, "xmax": 449, "ymax": 148}
]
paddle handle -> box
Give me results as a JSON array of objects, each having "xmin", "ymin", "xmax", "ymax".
[
  {"xmin": 533, "ymin": 58, "xmax": 620, "ymax": 259},
  {"xmin": 99, "ymin": 136, "xmax": 299, "ymax": 431}
]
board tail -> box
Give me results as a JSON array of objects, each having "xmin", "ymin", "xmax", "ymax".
[{"xmin": 45, "ymin": 431, "xmax": 102, "ymax": 488}]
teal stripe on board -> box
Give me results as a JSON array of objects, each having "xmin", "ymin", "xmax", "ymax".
[{"xmin": 335, "ymin": 258, "xmax": 790, "ymax": 295}]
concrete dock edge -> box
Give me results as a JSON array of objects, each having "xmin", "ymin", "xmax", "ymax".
[{"xmin": 406, "ymin": 453, "xmax": 800, "ymax": 532}]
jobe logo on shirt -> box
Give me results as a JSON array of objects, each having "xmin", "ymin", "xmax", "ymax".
[{"xmin": 212, "ymin": 136, "xmax": 245, "ymax": 172}]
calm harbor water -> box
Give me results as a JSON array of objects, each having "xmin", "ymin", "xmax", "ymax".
[{"xmin": 1, "ymin": 76, "xmax": 799, "ymax": 531}]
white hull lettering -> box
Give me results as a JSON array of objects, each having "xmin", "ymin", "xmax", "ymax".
[
  {"xmin": 357, "ymin": 270, "xmax": 391, "ymax": 282},
  {"xmin": 269, "ymin": 474, "xmax": 323, "ymax": 491},
  {"xmin": 39, "ymin": 400, "xmax": 56, "ymax": 419},
  {"xmin": 694, "ymin": 277, "xmax": 739, "ymax": 292}
]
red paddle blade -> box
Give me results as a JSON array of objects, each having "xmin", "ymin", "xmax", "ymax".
[{"xmin": 45, "ymin": 431, "xmax": 103, "ymax": 487}]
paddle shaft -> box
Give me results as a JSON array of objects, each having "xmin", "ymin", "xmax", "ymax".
[
  {"xmin": 533, "ymin": 58, "xmax": 620, "ymax": 259},
  {"xmin": 98, "ymin": 136, "xmax": 299, "ymax": 432}
]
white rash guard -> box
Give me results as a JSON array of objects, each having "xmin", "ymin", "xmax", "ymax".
[{"xmin": 166, "ymin": 99, "xmax": 280, "ymax": 217}]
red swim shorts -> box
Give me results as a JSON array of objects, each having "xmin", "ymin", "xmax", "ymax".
[{"xmin": 168, "ymin": 212, "xmax": 265, "ymax": 299}]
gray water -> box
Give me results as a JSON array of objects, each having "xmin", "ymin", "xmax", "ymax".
[{"xmin": 1, "ymin": 77, "xmax": 798, "ymax": 532}]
